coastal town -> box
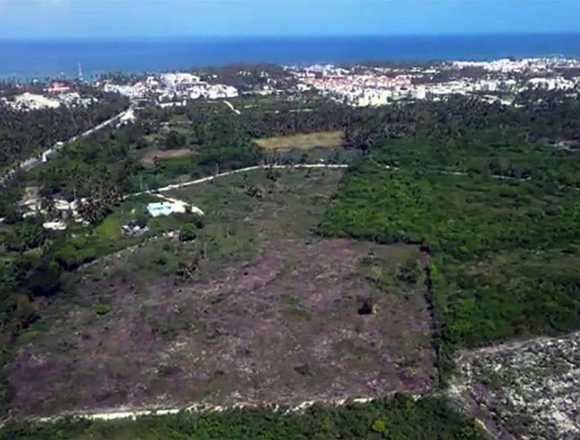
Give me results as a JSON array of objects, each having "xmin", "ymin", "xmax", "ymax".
[
  {"xmin": 96, "ymin": 57, "xmax": 580, "ymax": 108},
  {"xmin": 291, "ymin": 57, "xmax": 580, "ymax": 107},
  {"xmin": 3, "ymin": 57, "xmax": 580, "ymax": 113}
]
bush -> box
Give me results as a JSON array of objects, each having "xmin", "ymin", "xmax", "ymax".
[
  {"xmin": 6, "ymin": 221, "xmax": 47, "ymax": 252},
  {"xmin": 25, "ymin": 260, "xmax": 62, "ymax": 297},
  {"xmin": 319, "ymin": 161, "xmax": 433, "ymax": 244},
  {"xmin": 165, "ymin": 130, "xmax": 187, "ymax": 149},
  {"xmin": 179, "ymin": 224, "xmax": 198, "ymax": 242},
  {"xmin": 54, "ymin": 239, "xmax": 98, "ymax": 270},
  {"xmin": 397, "ymin": 259, "xmax": 421, "ymax": 285},
  {"xmin": 93, "ymin": 304, "xmax": 112, "ymax": 316}
]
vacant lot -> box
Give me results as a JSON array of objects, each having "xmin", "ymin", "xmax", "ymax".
[
  {"xmin": 253, "ymin": 131, "xmax": 344, "ymax": 151},
  {"xmin": 7, "ymin": 169, "xmax": 436, "ymax": 418}
]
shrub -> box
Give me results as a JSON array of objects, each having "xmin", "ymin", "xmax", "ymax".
[
  {"xmin": 180, "ymin": 224, "xmax": 198, "ymax": 242},
  {"xmin": 25, "ymin": 260, "xmax": 62, "ymax": 297},
  {"xmin": 93, "ymin": 304, "xmax": 112, "ymax": 316}
]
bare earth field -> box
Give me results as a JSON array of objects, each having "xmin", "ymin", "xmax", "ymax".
[
  {"xmin": 452, "ymin": 331, "xmax": 580, "ymax": 440},
  {"xmin": 253, "ymin": 131, "xmax": 344, "ymax": 151},
  {"xmin": 6, "ymin": 169, "xmax": 436, "ymax": 419}
]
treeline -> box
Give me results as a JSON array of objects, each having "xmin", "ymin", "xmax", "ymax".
[
  {"xmin": 0, "ymin": 394, "xmax": 485, "ymax": 440},
  {"xmin": 132, "ymin": 92, "xmax": 580, "ymax": 190},
  {"xmin": 348, "ymin": 93, "xmax": 580, "ymax": 145}
]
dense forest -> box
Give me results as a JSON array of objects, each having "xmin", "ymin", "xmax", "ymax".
[{"xmin": 0, "ymin": 91, "xmax": 128, "ymax": 171}]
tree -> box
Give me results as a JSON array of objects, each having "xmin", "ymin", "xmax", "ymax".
[
  {"xmin": 165, "ymin": 130, "xmax": 187, "ymax": 149},
  {"xmin": 7, "ymin": 221, "xmax": 46, "ymax": 252},
  {"xmin": 180, "ymin": 224, "xmax": 198, "ymax": 242},
  {"xmin": 25, "ymin": 259, "xmax": 62, "ymax": 297}
]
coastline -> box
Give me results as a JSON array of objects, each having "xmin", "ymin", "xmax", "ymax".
[{"xmin": 1, "ymin": 33, "xmax": 580, "ymax": 80}]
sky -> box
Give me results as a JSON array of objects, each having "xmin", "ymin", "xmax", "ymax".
[{"xmin": 0, "ymin": 0, "xmax": 579, "ymax": 39}]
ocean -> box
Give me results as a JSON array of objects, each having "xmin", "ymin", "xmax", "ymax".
[{"xmin": 1, "ymin": 34, "xmax": 580, "ymax": 80}]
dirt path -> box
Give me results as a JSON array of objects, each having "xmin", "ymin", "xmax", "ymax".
[
  {"xmin": 130, "ymin": 161, "xmax": 577, "ymax": 201},
  {"xmin": 32, "ymin": 396, "xmax": 378, "ymax": 424},
  {"xmin": 455, "ymin": 330, "xmax": 580, "ymax": 363},
  {"xmin": 130, "ymin": 164, "xmax": 349, "ymax": 198}
]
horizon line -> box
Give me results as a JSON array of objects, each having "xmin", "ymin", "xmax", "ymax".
[{"xmin": 1, "ymin": 31, "xmax": 580, "ymax": 42}]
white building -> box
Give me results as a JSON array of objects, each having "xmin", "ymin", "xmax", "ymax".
[{"xmin": 147, "ymin": 201, "xmax": 188, "ymax": 217}]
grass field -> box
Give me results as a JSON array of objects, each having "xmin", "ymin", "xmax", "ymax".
[
  {"xmin": 253, "ymin": 130, "xmax": 344, "ymax": 151},
  {"xmin": 140, "ymin": 148, "xmax": 194, "ymax": 167}
]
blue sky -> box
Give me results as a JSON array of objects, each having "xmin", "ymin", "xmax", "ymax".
[{"xmin": 0, "ymin": 0, "xmax": 579, "ymax": 39}]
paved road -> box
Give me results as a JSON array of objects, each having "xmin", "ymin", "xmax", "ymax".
[
  {"xmin": 0, "ymin": 106, "xmax": 133, "ymax": 186},
  {"xmin": 223, "ymin": 100, "xmax": 241, "ymax": 115}
]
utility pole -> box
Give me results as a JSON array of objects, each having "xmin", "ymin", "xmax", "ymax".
[{"xmin": 78, "ymin": 62, "xmax": 84, "ymax": 83}]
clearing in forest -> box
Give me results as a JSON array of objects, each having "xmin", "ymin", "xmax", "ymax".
[
  {"xmin": 7, "ymin": 169, "xmax": 436, "ymax": 418},
  {"xmin": 140, "ymin": 148, "xmax": 194, "ymax": 167},
  {"xmin": 253, "ymin": 130, "xmax": 344, "ymax": 151}
]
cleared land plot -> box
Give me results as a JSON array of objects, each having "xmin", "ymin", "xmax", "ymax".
[
  {"xmin": 452, "ymin": 331, "xmax": 580, "ymax": 440},
  {"xmin": 7, "ymin": 169, "xmax": 436, "ymax": 418},
  {"xmin": 253, "ymin": 131, "xmax": 344, "ymax": 151},
  {"xmin": 140, "ymin": 148, "xmax": 194, "ymax": 167}
]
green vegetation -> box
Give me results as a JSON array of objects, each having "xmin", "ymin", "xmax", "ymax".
[
  {"xmin": 51, "ymin": 196, "xmax": 198, "ymax": 270},
  {"xmin": 438, "ymin": 251, "xmax": 580, "ymax": 347},
  {"xmin": 320, "ymin": 157, "xmax": 580, "ymax": 380},
  {"xmin": 321, "ymin": 160, "xmax": 580, "ymax": 259},
  {"xmin": 4, "ymin": 79, "xmax": 580, "ymax": 436},
  {"xmin": 0, "ymin": 89, "xmax": 128, "ymax": 172},
  {"xmin": 0, "ymin": 395, "xmax": 485, "ymax": 440},
  {"xmin": 320, "ymin": 162, "xmax": 434, "ymax": 245},
  {"xmin": 254, "ymin": 130, "xmax": 344, "ymax": 151}
]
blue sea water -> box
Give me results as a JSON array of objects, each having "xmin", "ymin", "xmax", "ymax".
[{"xmin": 1, "ymin": 34, "xmax": 580, "ymax": 80}]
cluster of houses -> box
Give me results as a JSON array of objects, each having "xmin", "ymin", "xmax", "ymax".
[
  {"xmin": 1, "ymin": 82, "xmax": 97, "ymax": 112},
  {"xmin": 451, "ymin": 57, "xmax": 580, "ymax": 73},
  {"xmin": 291, "ymin": 58, "xmax": 580, "ymax": 107},
  {"xmin": 16, "ymin": 186, "xmax": 204, "ymax": 235},
  {"xmin": 101, "ymin": 72, "xmax": 239, "ymax": 108},
  {"xmin": 18, "ymin": 187, "xmax": 87, "ymax": 231}
]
